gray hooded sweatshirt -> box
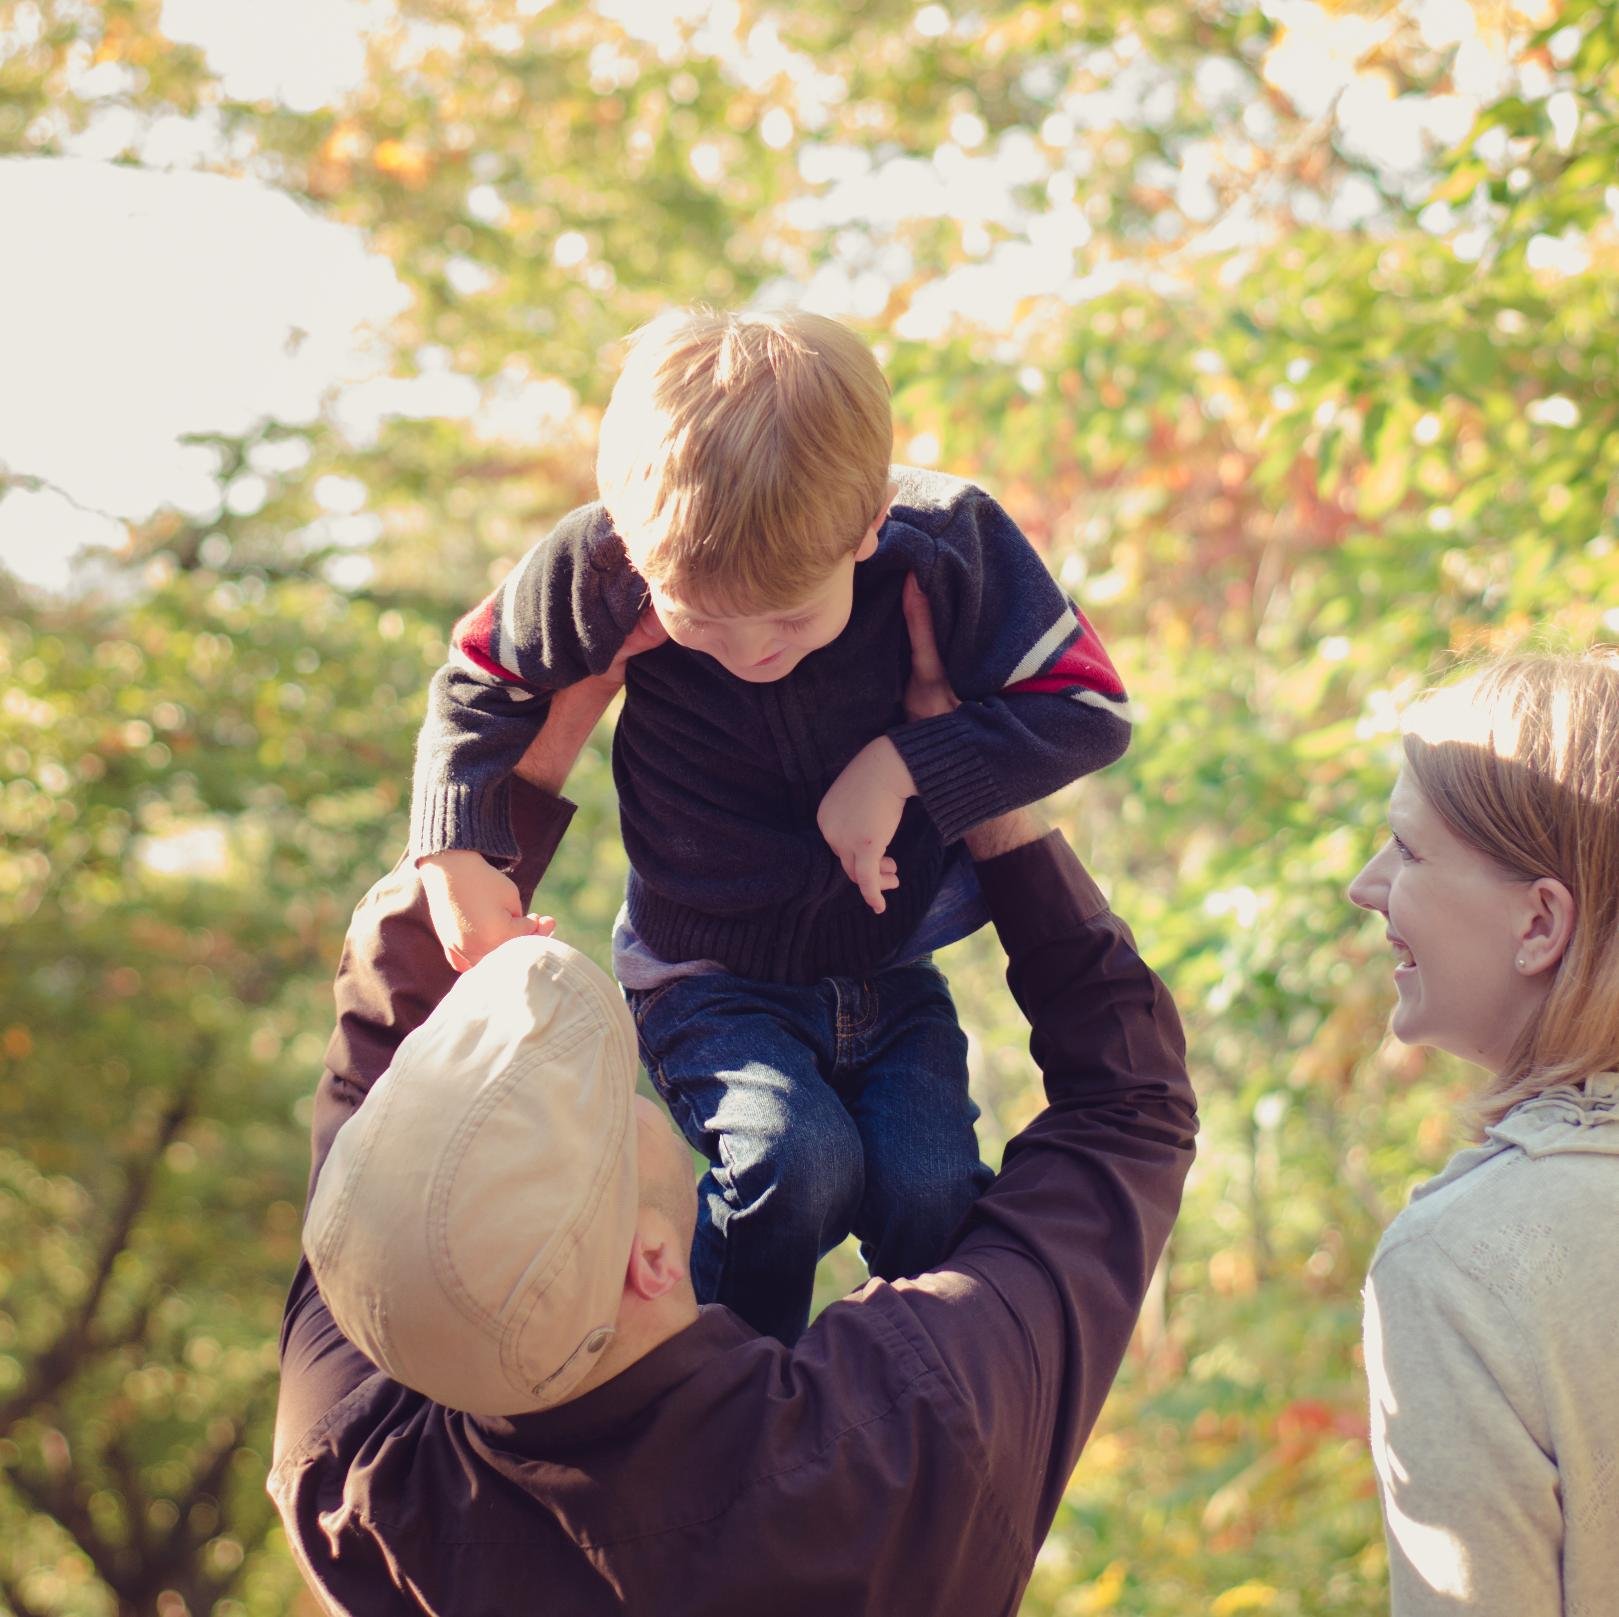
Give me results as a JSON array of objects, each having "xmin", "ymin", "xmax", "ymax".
[{"xmin": 1363, "ymin": 1071, "xmax": 1619, "ymax": 1617}]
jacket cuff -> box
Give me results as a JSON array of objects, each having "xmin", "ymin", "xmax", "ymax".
[
  {"xmin": 889, "ymin": 712, "xmax": 1004, "ymax": 844},
  {"xmin": 409, "ymin": 771, "xmax": 521, "ymax": 870},
  {"xmin": 975, "ymin": 830, "xmax": 1109, "ymax": 954},
  {"xmin": 508, "ymin": 782, "xmax": 577, "ymax": 908}
]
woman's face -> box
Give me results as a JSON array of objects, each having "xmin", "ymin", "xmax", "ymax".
[{"xmin": 1348, "ymin": 769, "xmax": 1547, "ymax": 1073}]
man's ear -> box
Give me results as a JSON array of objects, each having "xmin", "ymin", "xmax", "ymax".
[
  {"xmin": 1516, "ymin": 875, "xmax": 1575, "ymax": 976},
  {"xmin": 624, "ymin": 1212, "xmax": 686, "ymax": 1303}
]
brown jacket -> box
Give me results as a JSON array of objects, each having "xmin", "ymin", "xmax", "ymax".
[{"xmin": 270, "ymin": 784, "xmax": 1195, "ymax": 1616}]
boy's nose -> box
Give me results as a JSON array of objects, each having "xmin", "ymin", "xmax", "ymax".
[{"xmin": 728, "ymin": 626, "xmax": 779, "ymax": 665}]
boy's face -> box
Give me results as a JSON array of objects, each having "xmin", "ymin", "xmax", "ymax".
[{"xmin": 644, "ymin": 505, "xmax": 887, "ymax": 684}]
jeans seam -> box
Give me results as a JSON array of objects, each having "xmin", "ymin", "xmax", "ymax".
[
  {"xmin": 626, "ymin": 980, "xmax": 676, "ymax": 1026},
  {"xmin": 832, "ymin": 980, "xmax": 879, "ymax": 1065}
]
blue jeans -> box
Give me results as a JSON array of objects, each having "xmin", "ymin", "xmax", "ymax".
[{"xmin": 627, "ymin": 960, "xmax": 993, "ymax": 1345}]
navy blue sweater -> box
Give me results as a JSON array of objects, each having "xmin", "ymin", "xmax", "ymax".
[{"xmin": 410, "ymin": 466, "xmax": 1130, "ymax": 983}]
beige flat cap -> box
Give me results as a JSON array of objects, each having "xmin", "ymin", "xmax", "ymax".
[{"xmin": 304, "ymin": 934, "xmax": 639, "ymax": 1415}]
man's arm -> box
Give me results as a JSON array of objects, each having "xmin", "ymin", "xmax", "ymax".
[
  {"xmin": 888, "ymin": 822, "xmax": 1196, "ymax": 1546},
  {"xmin": 277, "ymin": 682, "xmax": 618, "ymax": 1466},
  {"xmin": 310, "ymin": 784, "xmax": 577, "ymax": 1193}
]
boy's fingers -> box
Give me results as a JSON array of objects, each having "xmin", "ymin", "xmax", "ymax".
[{"xmin": 854, "ymin": 847, "xmax": 886, "ymax": 914}]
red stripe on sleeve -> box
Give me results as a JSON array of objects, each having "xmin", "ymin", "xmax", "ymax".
[
  {"xmin": 1005, "ymin": 606, "xmax": 1126, "ymax": 699},
  {"xmin": 451, "ymin": 597, "xmax": 525, "ymax": 685}
]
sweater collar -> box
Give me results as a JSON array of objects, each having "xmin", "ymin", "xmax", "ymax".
[{"xmin": 1410, "ymin": 1070, "xmax": 1619, "ymax": 1204}]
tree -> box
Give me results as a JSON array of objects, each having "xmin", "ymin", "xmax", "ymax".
[{"xmin": 1, "ymin": 0, "xmax": 1614, "ymax": 1610}]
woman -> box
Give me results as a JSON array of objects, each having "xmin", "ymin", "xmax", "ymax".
[{"xmin": 1348, "ymin": 648, "xmax": 1619, "ymax": 1616}]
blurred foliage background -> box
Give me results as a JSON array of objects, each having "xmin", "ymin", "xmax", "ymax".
[{"xmin": 1, "ymin": 0, "xmax": 1616, "ymax": 1611}]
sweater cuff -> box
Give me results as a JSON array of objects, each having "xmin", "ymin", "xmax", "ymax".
[
  {"xmin": 975, "ymin": 830, "xmax": 1109, "ymax": 955},
  {"xmin": 409, "ymin": 770, "xmax": 521, "ymax": 870},
  {"xmin": 889, "ymin": 712, "xmax": 1004, "ymax": 844}
]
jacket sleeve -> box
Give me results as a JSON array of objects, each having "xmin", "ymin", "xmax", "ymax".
[
  {"xmin": 887, "ymin": 486, "xmax": 1131, "ymax": 844},
  {"xmin": 408, "ymin": 506, "xmax": 644, "ymax": 868},
  {"xmin": 275, "ymin": 783, "xmax": 576, "ymax": 1466},
  {"xmin": 888, "ymin": 830, "xmax": 1196, "ymax": 1543},
  {"xmin": 1363, "ymin": 1238, "xmax": 1562, "ymax": 1617}
]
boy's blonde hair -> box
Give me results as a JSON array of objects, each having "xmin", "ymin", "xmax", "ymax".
[
  {"xmin": 595, "ymin": 308, "xmax": 893, "ymax": 611},
  {"xmin": 1400, "ymin": 647, "xmax": 1619, "ymax": 1130}
]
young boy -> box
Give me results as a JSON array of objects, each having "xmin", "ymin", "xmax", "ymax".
[{"xmin": 411, "ymin": 308, "xmax": 1130, "ymax": 1345}]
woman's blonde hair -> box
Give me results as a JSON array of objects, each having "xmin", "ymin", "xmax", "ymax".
[
  {"xmin": 1400, "ymin": 647, "xmax": 1619, "ymax": 1129},
  {"xmin": 595, "ymin": 308, "xmax": 893, "ymax": 612}
]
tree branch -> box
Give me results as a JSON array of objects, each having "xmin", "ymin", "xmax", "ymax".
[
  {"xmin": 0, "ymin": 1070, "xmax": 202, "ymax": 1437},
  {"xmin": 164, "ymin": 1366, "xmax": 277, "ymax": 1549},
  {"xmin": 0, "ymin": 470, "xmax": 131, "ymax": 531},
  {"xmin": 3, "ymin": 1463, "xmax": 133, "ymax": 1599},
  {"xmin": 187, "ymin": 1492, "xmax": 282, "ymax": 1615},
  {"xmin": 104, "ymin": 1429, "xmax": 152, "ymax": 1565}
]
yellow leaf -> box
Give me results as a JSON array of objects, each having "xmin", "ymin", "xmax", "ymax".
[
  {"xmin": 373, "ymin": 140, "xmax": 431, "ymax": 186},
  {"xmin": 1062, "ymin": 1560, "xmax": 1128, "ymax": 1614},
  {"xmin": 1212, "ymin": 1583, "xmax": 1280, "ymax": 1615}
]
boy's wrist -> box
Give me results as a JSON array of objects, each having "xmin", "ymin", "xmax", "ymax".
[
  {"xmin": 864, "ymin": 734, "xmax": 916, "ymax": 799},
  {"xmin": 416, "ymin": 848, "xmax": 485, "ymax": 873}
]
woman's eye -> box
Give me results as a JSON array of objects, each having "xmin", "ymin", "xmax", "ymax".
[
  {"xmin": 777, "ymin": 617, "xmax": 815, "ymax": 633},
  {"xmin": 1392, "ymin": 835, "xmax": 1415, "ymax": 862}
]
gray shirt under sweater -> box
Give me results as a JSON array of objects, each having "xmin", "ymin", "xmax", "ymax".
[{"xmin": 1363, "ymin": 1071, "xmax": 1619, "ymax": 1617}]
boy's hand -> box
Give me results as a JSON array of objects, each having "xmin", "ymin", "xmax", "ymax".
[
  {"xmin": 418, "ymin": 850, "xmax": 554, "ymax": 972},
  {"xmin": 817, "ymin": 737, "xmax": 913, "ymax": 914}
]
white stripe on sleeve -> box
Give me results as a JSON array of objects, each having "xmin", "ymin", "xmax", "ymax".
[{"xmin": 1004, "ymin": 608, "xmax": 1076, "ymax": 687}]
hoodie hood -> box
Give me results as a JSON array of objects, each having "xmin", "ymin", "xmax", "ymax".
[{"xmin": 1410, "ymin": 1070, "xmax": 1619, "ymax": 1204}]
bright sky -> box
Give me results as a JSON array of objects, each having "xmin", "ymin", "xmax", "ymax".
[
  {"xmin": 0, "ymin": 0, "xmax": 1533, "ymax": 591},
  {"xmin": 0, "ymin": 0, "xmax": 402, "ymax": 589}
]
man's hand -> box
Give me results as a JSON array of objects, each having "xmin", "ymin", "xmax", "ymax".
[
  {"xmin": 817, "ymin": 737, "xmax": 913, "ymax": 914},
  {"xmin": 418, "ymin": 850, "xmax": 555, "ymax": 972},
  {"xmin": 603, "ymin": 604, "xmax": 670, "ymax": 688},
  {"xmin": 902, "ymin": 572, "xmax": 1048, "ymax": 862},
  {"xmin": 514, "ymin": 606, "xmax": 668, "ymax": 794},
  {"xmin": 901, "ymin": 573, "xmax": 959, "ymax": 723}
]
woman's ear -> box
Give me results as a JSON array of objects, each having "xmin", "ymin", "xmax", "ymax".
[{"xmin": 1517, "ymin": 876, "xmax": 1575, "ymax": 976}]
